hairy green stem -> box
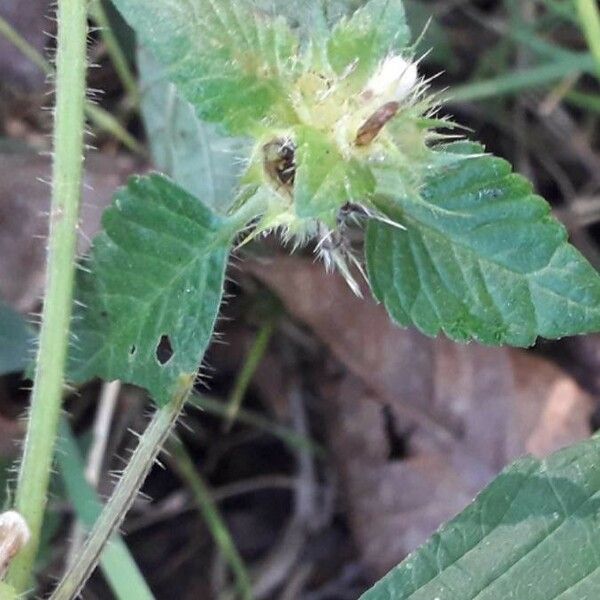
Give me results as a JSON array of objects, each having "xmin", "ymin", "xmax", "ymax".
[
  {"xmin": 576, "ymin": 0, "xmax": 600, "ymax": 80},
  {"xmin": 0, "ymin": 13, "xmax": 145, "ymax": 157},
  {"xmin": 6, "ymin": 0, "xmax": 88, "ymax": 592},
  {"xmin": 57, "ymin": 419, "xmax": 155, "ymax": 600},
  {"xmin": 49, "ymin": 378, "xmax": 192, "ymax": 600}
]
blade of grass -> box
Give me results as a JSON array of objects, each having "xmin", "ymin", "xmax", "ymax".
[
  {"xmin": 57, "ymin": 419, "xmax": 154, "ymax": 600},
  {"xmin": 5, "ymin": 0, "xmax": 88, "ymax": 591},
  {"xmin": 565, "ymin": 89, "xmax": 600, "ymax": 113},
  {"xmin": 0, "ymin": 14, "xmax": 146, "ymax": 157},
  {"xmin": 84, "ymin": 103, "xmax": 146, "ymax": 156},
  {"xmin": 576, "ymin": 0, "xmax": 600, "ymax": 80},
  {"xmin": 192, "ymin": 394, "xmax": 325, "ymax": 458},
  {"xmin": 0, "ymin": 15, "xmax": 50, "ymax": 75},
  {"xmin": 448, "ymin": 53, "xmax": 595, "ymax": 103},
  {"xmin": 166, "ymin": 438, "xmax": 252, "ymax": 600},
  {"xmin": 224, "ymin": 320, "xmax": 276, "ymax": 430}
]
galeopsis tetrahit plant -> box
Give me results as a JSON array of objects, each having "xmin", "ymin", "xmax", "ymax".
[{"xmin": 67, "ymin": 0, "xmax": 600, "ymax": 406}]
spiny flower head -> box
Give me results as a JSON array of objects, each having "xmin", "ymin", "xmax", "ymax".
[{"xmin": 235, "ymin": 15, "xmax": 453, "ymax": 293}]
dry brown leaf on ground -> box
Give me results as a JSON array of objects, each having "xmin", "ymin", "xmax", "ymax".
[
  {"xmin": 248, "ymin": 254, "xmax": 596, "ymax": 577},
  {"xmin": 0, "ymin": 150, "xmax": 137, "ymax": 312}
]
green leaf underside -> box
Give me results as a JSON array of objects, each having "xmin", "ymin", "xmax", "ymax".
[
  {"xmin": 138, "ymin": 47, "xmax": 250, "ymax": 214},
  {"xmin": 327, "ymin": 0, "xmax": 410, "ymax": 88},
  {"xmin": 361, "ymin": 434, "xmax": 600, "ymax": 600},
  {"xmin": 294, "ymin": 127, "xmax": 375, "ymax": 224},
  {"xmin": 68, "ymin": 174, "xmax": 229, "ymax": 406},
  {"xmin": 111, "ymin": 0, "xmax": 299, "ymax": 135},
  {"xmin": 366, "ymin": 141, "xmax": 600, "ymax": 345},
  {"xmin": 0, "ymin": 302, "xmax": 34, "ymax": 376}
]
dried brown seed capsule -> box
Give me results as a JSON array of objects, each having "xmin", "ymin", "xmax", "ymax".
[
  {"xmin": 355, "ymin": 101, "xmax": 400, "ymax": 146},
  {"xmin": 263, "ymin": 137, "xmax": 296, "ymax": 193}
]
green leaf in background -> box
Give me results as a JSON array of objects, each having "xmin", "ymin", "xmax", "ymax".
[
  {"xmin": 0, "ymin": 302, "xmax": 34, "ymax": 376},
  {"xmin": 361, "ymin": 433, "xmax": 600, "ymax": 600},
  {"xmin": 366, "ymin": 141, "xmax": 600, "ymax": 345},
  {"xmin": 68, "ymin": 174, "xmax": 229, "ymax": 406},
  {"xmin": 327, "ymin": 0, "xmax": 410, "ymax": 88},
  {"xmin": 138, "ymin": 48, "xmax": 250, "ymax": 214},
  {"xmin": 111, "ymin": 0, "xmax": 299, "ymax": 135}
]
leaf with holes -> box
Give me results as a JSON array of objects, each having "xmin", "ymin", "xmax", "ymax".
[
  {"xmin": 112, "ymin": 0, "xmax": 299, "ymax": 135},
  {"xmin": 327, "ymin": 0, "xmax": 410, "ymax": 89},
  {"xmin": 366, "ymin": 141, "xmax": 600, "ymax": 346},
  {"xmin": 361, "ymin": 433, "xmax": 600, "ymax": 600},
  {"xmin": 68, "ymin": 174, "xmax": 229, "ymax": 406}
]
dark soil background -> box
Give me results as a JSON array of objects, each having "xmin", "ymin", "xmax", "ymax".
[{"xmin": 1, "ymin": 1, "xmax": 599, "ymax": 598}]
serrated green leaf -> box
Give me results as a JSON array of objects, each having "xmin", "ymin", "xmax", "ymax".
[
  {"xmin": 68, "ymin": 174, "xmax": 229, "ymax": 406},
  {"xmin": 294, "ymin": 127, "xmax": 375, "ymax": 224},
  {"xmin": 366, "ymin": 141, "xmax": 600, "ymax": 345},
  {"xmin": 0, "ymin": 302, "xmax": 34, "ymax": 376},
  {"xmin": 327, "ymin": 0, "xmax": 410, "ymax": 88},
  {"xmin": 138, "ymin": 47, "xmax": 250, "ymax": 214},
  {"xmin": 112, "ymin": 0, "xmax": 299, "ymax": 135},
  {"xmin": 361, "ymin": 434, "xmax": 600, "ymax": 600}
]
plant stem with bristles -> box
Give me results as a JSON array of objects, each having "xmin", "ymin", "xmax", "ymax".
[
  {"xmin": 49, "ymin": 377, "xmax": 193, "ymax": 599},
  {"xmin": 6, "ymin": 0, "xmax": 88, "ymax": 592},
  {"xmin": 0, "ymin": 13, "xmax": 146, "ymax": 157}
]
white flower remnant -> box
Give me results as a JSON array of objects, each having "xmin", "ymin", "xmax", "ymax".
[
  {"xmin": 364, "ymin": 55, "xmax": 419, "ymax": 102},
  {"xmin": 0, "ymin": 510, "xmax": 30, "ymax": 578},
  {"xmin": 356, "ymin": 56, "xmax": 420, "ymax": 147}
]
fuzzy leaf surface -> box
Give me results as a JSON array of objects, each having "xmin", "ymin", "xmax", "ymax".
[
  {"xmin": 112, "ymin": 0, "xmax": 299, "ymax": 135},
  {"xmin": 327, "ymin": 0, "xmax": 410, "ymax": 88},
  {"xmin": 69, "ymin": 174, "xmax": 229, "ymax": 406},
  {"xmin": 366, "ymin": 142, "xmax": 600, "ymax": 345},
  {"xmin": 138, "ymin": 48, "xmax": 250, "ymax": 214},
  {"xmin": 361, "ymin": 434, "xmax": 600, "ymax": 599},
  {"xmin": 294, "ymin": 127, "xmax": 374, "ymax": 224}
]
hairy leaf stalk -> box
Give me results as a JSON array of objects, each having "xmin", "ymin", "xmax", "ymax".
[
  {"xmin": 6, "ymin": 0, "xmax": 88, "ymax": 591},
  {"xmin": 50, "ymin": 378, "xmax": 192, "ymax": 599}
]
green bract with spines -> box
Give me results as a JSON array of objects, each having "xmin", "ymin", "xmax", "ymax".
[
  {"xmin": 115, "ymin": 0, "xmax": 300, "ymax": 136},
  {"xmin": 327, "ymin": 0, "xmax": 411, "ymax": 87}
]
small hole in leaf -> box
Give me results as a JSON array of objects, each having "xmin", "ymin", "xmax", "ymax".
[
  {"xmin": 129, "ymin": 345, "xmax": 136, "ymax": 357},
  {"xmin": 156, "ymin": 335, "xmax": 174, "ymax": 365}
]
